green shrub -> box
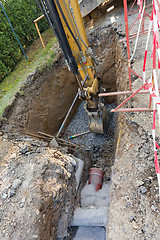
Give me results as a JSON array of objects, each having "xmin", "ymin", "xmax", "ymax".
[
  {"xmin": 0, "ymin": 59, "xmax": 9, "ymax": 82},
  {"xmin": 0, "ymin": 0, "xmax": 49, "ymax": 79}
]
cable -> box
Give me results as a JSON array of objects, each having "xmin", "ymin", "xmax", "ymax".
[
  {"xmin": 68, "ymin": 0, "xmax": 88, "ymax": 49},
  {"xmin": 54, "ymin": 0, "xmax": 82, "ymax": 52},
  {"xmin": 38, "ymin": 0, "xmax": 79, "ymax": 76},
  {"xmin": 39, "ymin": 0, "xmax": 59, "ymax": 40},
  {"xmin": 63, "ymin": 0, "xmax": 82, "ymax": 49}
]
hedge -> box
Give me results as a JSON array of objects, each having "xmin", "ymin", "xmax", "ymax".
[{"xmin": 0, "ymin": 0, "xmax": 49, "ymax": 80}]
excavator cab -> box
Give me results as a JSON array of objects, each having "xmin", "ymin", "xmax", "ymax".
[{"xmin": 36, "ymin": 0, "xmax": 111, "ymax": 134}]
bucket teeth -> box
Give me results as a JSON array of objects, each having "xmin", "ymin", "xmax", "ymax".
[{"xmin": 88, "ymin": 107, "xmax": 112, "ymax": 134}]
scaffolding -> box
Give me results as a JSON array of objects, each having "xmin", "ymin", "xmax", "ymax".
[
  {"xmin": 100, "ymin": 0, "xmax": 160, "ymax": 195},
  {"xmin": 99, "ymin": 0, "xmax": 154, "ymax": 112}
]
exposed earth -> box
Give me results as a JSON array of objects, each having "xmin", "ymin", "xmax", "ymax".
[{"xmin": 0, "ymin": 1, "xmax": 160, "ymax": 240}]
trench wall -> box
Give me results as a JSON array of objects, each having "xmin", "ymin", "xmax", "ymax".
[
  {"xmin": 0, "ymin": 53, "xmax": 78, "ymax": 137},
  {"xmin": 107, "ymin": 32, "xmax": 160, "ymax": 240}
]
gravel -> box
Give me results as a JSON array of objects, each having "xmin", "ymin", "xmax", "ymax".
[
  {"xmin": 64, "ymin": 101, "xmax": 117, "ymax": 183},
  {"xmin": 64, "ymin": 101, "xmax": 116, "ymax": 151}
]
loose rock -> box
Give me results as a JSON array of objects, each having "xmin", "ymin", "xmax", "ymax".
[
  {"xmin": 8, "ymin": 189, "xmax": 16, "ymax": 198},
  {"xmin": 12, "ymin": 179, "xmax": 22, "ymax": 189},
  {"xmin": 49, "ymin": 137, "xmax": 59, "ymax": 148}
]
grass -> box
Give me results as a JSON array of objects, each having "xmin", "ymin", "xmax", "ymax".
[{"xmin": 0, "ymin": 28, "xmax": 57, "ymax": 116}]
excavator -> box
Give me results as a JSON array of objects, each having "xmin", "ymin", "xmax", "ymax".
[{"xmin": 36, "ymin": 0, "xmax": 111, "ymax": 134}]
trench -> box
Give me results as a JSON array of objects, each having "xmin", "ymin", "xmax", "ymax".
[
  {"xmin": 55, "ymin": 27, "xmax": 127, "ymax": 239},
  {"xmin": 57, "ymin": 26, "xmax": 128, "ymax": 239},
  {"xmin": 0, "ymin": 25, "xmax": 128, "ymax": 240},
  {"xmin": 2, "ymin": 2, "xmax": 159, "ymax": 239},
  {"xmin": 64, "ymin": 101, "xmax": 116, "ymax": 240}
]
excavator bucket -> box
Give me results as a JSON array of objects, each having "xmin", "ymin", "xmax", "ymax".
[{"xmin": 88, "ymin": 107, "xmax": 112, "ymax": 134}]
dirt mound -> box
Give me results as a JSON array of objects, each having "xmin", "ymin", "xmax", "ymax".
[{"xmin": 0, "ymin": 141, "xmax": 83, "ymax": 240}]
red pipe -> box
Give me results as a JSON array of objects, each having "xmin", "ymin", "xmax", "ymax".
[
  {"xmin": 128, "ymin": 4, "xmax": 152, "ymax": 15},
  {"xmin": 129, "ymin": 14, "xmax": 139, "ymax": 33},
  {"xmin": 111, "ymin": 108, "xmax": 155, "ymax": 112},
  {"xmin": 130, "ymin": 69, "xmax": 143, "ymax": 80},
  {"xmin": 99, "ymin": 91, "xmax": 131, "ymax": 97},
  {"xmin": 99, "ymin": 89, "xmax": 151, "ymax": 97},
  {"xmin": 128, "ymin": 30, "xmax": 149, "ymax": 39},
  {"xmin": 120, "ymin": 28, "xmax": 151, "ymax": 42},
  {"xmin": 128, "ymin": 11, "xmax": 151, "ymax": 35},
  {"xmin": 114, "ymin": 82, "xmax": 148, "ymax": 111},
  {"xmin": 128, "ymin": 0, "xmax": 137, "ymax": 14},
  {"xmin": 144, "ymin": 11, "xmax": 151, "ymax": 18}
]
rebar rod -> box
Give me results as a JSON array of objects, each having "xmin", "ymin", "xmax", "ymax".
[{"xmin": 56, "ymin": 74, "xmax": 88, "ymax": 137}]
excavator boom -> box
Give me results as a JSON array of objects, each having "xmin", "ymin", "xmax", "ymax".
[{"xmin": 36, "ymin": 0, "xmax": 110, "ymax": 134}]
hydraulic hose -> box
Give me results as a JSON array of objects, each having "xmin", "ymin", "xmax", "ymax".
[
  {"xmin": 54, "ymin": 0, "xmax": 82, "ymax": 52},
  {"xmin": 68, "ymin": 0, "xmax": 88, "ymax": 49},
  {"xmin": 36, "ymin": 0, "xmax": 60, "ymax": 44},
  {"xmin": 37, "ymin": 0, "xmax": 79, "ymax": 75},
  {"xmin": 38, "ymin": 0, "xmax": 60, "ymax": 41}
]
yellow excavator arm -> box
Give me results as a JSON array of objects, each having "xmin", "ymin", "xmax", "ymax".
[
  {"xmin": 55, "ymin": 0, "xmax": 99, "ymax": 100},
  {"xmin": 36, "ymin": 0, "xmax": 110, "ymax": 134}
]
